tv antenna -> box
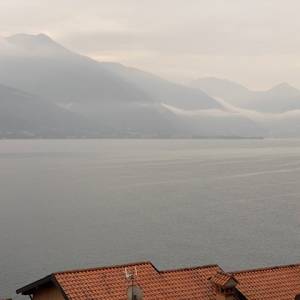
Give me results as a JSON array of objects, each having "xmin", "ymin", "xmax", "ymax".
[
  {"xmin": 124, "ymin": 267, "xmax": 143, "ymax": 300},
  {"xmin": 124, "ymin": 267, "xmax": 138, "ymax": 281}
]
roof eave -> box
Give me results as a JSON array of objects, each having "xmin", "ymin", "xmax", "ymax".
[{"xmin": 16, "ymin": 274, "xmax": 54, "ymax": 295}]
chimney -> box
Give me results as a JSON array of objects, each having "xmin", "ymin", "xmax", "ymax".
[{"xmin": 210, "ymin": 272, "xmax": 239, "ymax": 300}]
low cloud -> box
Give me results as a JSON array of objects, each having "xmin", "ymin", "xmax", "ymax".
[
  {"xmin": 162, "ymin": 99, "xmax": 300, "ymax": 123},
  {"xmin": 162, "ymin": 103, "xmax": 236, "ymax": 118},
  {"xmin": 215, "ymin": 98, "xmax": 300, "ymax": 122}
]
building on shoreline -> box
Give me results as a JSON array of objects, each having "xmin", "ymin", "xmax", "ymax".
[{"xmin": 17, "ymin": 261, "xmax": 300, "ymax": 300}]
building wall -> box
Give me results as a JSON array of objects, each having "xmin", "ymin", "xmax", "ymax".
[{"xmin": 32, "ymin": 286, "xmax": 64, "ymax": 300}]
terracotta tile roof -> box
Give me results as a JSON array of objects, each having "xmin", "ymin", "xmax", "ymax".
[
  {"xmin": 17, "ymin": 261, "xmax": 300, "ymax": 300},
  {"xmin": 210, "ymin": 271, "xmax": 238, "ymax": 287},
  {"xmin": 54, "ymin": 261, "xmax": 221, "ymax": 300},
  {"xmin": 232, "ymin": 263, "xmax": 300, "ymax": 300}
]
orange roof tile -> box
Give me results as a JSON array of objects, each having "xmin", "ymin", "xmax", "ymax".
[
  {"xmin": 54, "ymin": 261, "xmax": 221, "ymax": 300},
  {"xmin": 17, "ymin": 261, "xmax": 300, "ymax": 300},
  {"xmin": 232, "ymin": 263, "xmax": 300, "ymax": 300}
]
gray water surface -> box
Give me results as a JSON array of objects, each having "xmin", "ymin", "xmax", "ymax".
[{"xmin": 0, "ymin": 139, "xmax": 299, "ymax": 298}]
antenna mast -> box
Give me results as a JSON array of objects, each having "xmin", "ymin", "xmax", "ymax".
[{"xmin": 125, "ymin": 267, "xmax": 142, "ymax": 300}]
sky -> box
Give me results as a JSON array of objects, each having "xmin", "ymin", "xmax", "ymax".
[{"xmin": 1, "ymin": 0, "xmax": 300, "ymax": 89}]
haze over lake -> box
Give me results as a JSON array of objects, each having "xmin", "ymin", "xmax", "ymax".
[{"xmin": 0, "ymin": 139, "xmax": 299, "ymax": 298}]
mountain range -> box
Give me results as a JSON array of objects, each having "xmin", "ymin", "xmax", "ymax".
[
  {"xmin": 0, "ymin": 33, "xmax": 299, "ymax": 137},
  {"xmin": 190, "ymin": 77, "xmax": 300, "ymax": 113},
  {"xmin": 190, "ymin": 77, "xmax": 300, "ymax": 137}
]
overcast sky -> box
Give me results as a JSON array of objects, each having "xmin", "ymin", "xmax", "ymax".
[{"xmin": 1, "ymin": 0, "xmax": 300, "ymax": 89}]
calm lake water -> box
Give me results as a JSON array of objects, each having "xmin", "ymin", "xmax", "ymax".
[{"xmin": 0, "ymin": 139, "xmax": 300, "ymax": 298}]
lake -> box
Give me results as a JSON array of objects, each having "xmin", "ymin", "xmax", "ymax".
[{"xmin": 0, "ymin": 139, "xmax": 299, "ymax": 298}]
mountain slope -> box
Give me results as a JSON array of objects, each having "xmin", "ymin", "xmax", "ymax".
[
  {"xmin": 2, "ymin": 34, "xmax": 153, "ymax": 105},
  {"xmin": 101, "ymin": 63, "xmax": 222, "ymax": 110},
  {"xmin": 2, "ymin": 34, "xmax": 221, "ymax": 110},
  {"xmin": 0, "ymin": 83, "xmax": 99, "ymax": 137},
  {"xmin": 190, "ymin": 77, "xmax": 300, "ymax": 113}
]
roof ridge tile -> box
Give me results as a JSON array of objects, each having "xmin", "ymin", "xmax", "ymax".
[
  {"xmin": 160, "ymin": 264, "xmax": 220, "ymax": 273},
  {"xmin": 231, "ymin": 262, "xmax": 300, "ymax": 275},
  {"xmin": 54, "ymin": 261, "xmax": 155, "ymax": 275}
]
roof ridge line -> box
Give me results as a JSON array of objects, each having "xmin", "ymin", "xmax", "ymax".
[
  {"xmin": 54, "ymin": 262, "xmax": 220, "ymax": 275},
  {"xmin": 230, "ymin": 262, "xmax": 300, "ymax": 275},
  {"xmin": 160, "ymin": 264, "xmax": 220, "ymax": 273},
  {"xmin": 54, "ymin": 261, "xmax": 155, "ymax": 275},
  {"xmin": 215, "ymin": 270, "xmax": 235, "ymax": 276}
]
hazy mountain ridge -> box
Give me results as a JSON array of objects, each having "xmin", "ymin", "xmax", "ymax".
[
  {"xmin": 190, "ymin": 77, "xmax": 300, "ymax": 137},
  {"xmin": 0, "ymin": 33, "xmax": 296, "ymax": 138},
  {"xmin": 101, "ymin": 63, "xmax": 222, "ymax": 110},
  {"xmin": 191, "ymin": 77, "xmax": 300, "ymax": 113},
  {"xmin": 0, "ymin": 35, "xmax": 153, "ymax": 105},
  {"xmin": 6, "ymin": 33, "xmax": 71, "ymax": 56}
]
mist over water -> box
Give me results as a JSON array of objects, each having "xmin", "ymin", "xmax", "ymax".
[{"xmin": 1, "ymin": 139, "xmax": 300, "ymax": 298}]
